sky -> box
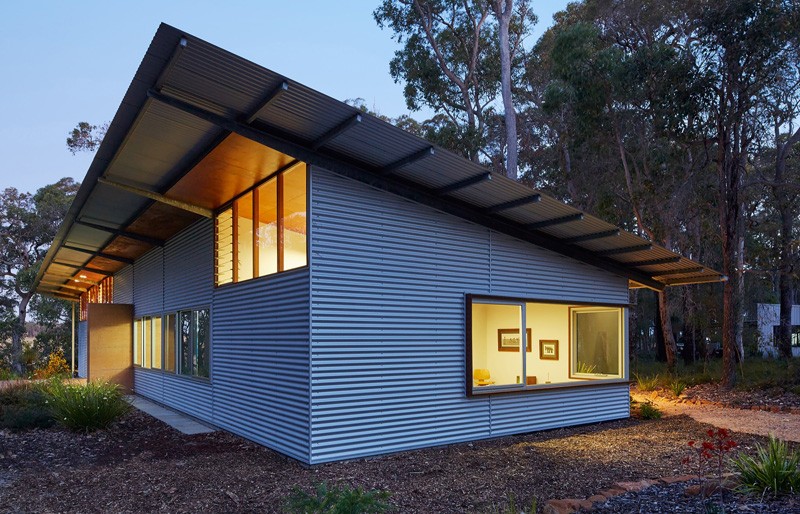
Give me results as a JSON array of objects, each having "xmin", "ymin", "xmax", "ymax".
[{"xmin": 0, "ymin": 1, "xmax": 569, "ymax": 194}]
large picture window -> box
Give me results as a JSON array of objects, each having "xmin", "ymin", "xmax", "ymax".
[
  {"xmin": 467, "ymin": 295, "xmax": 626, "ymax": 395},
  {"xmin": 133, "ymin": 308, "xmax": 209, "ymax": 379},
  {"xmin": 215, "ymin": 163, "xmax": 307, "ymax": 285}
]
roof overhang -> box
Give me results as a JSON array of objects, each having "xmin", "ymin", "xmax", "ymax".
[{"xmin": 34, "ymin": 23, "xmax": 725, "ymax": 299}]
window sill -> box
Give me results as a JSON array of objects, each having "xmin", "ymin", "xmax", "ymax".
[{"xmin": 468, "ymin": 378, "xmax": 630, "ymax": 397}]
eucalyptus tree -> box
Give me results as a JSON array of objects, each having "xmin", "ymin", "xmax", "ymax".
[{"xmin": 374, "ymin": 0, "xmax": 535, "ymax": 172}]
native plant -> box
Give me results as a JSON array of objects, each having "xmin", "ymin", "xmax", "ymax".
[
  {"xmin": 0, "ymin": 382, "xmax": 54, "ymax": 431},
  {"xmin": 670, "ymin": 379, "xmax": 687, "ymax": 398},
  {"xmin": 46, "ymin": 379, "xmax": 129, "ymax": 432},
  {"xmin": 733, "ymin": 435, "xmax": 800, "ymax": 497},
  {"xmin": 33, "ymin": 350, "xmax": 70, "ymax": 379},
  {"xmin": 285, "ymin": 482, "xmax": 391, "ymax": 514},
  {"xmin": 635, "ymin": 373, "xmax": 659, "ymax": 392},
  {"xmin": 638, "ymin": 400, "xmax": 662, "ymax": 419}
]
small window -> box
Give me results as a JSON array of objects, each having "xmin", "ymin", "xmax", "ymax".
[
  {"xmin": 177, "ymin": 308, "xmax": 211, "ymax": 378},
  {"xmin": 133, "ymin": 318, "xmax": 142, "ymax": 366},
  {"xmin": 143, "ymin": 316, "xmax": 152, "ymax": 368},
  {"xmin": 570, "ymin": 307, "xmax": 623, "ymax": 379},
  {"xmin": 215, "ymin": 163, "xmax": 307, "ymax": 285},
  {"xmin": 164, "ymin": 313, "xmax": 176, "ymax": 372},
  {"xmin": 151, "ymin": 316, "xmax": 162, "ymax": 370}
]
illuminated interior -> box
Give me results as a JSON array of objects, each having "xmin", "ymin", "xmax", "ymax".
[
  {"xmin": 215, "ymin": 163, "xmax": 307, "ymax": 285},
  {"xmin": 469, "ymin": 297, "xmax": 625, "ymax": 393}
]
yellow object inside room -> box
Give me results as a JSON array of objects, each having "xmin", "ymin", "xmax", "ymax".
[{"xmin": 470, "ymin": 299, "xmax": 625, "ymax": 392}]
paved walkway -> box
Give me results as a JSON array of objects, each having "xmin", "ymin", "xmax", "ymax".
[
  {"xmin": 126, "ymin": 395, "xmax": 216, "ymax": 435},
  {"xmin": 632, "ymin": 392, "xmax": 800, "ymax": 443}
]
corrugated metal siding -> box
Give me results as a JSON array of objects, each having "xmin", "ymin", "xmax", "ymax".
[
  {"xmin": 309, "ymin": 167, "xmax": 630, "ymax": 463},
  {"xmin": 114, "ymin": 265, "xmax": 133, "ymax": 304},
  {"xmin": 164, "ymin": 219, "xmax": 213, "ymax": 311},
  {"xmin": 212, "ymin": 269, "xmax": 310, "ymax": 462},
  {"xmin": 77, "ymin": 321, "xmax": 88, "ymax": 378},
  {"xmin": 133, "ymin": 248, "xmax": 163, "ymax": 316},
  {"xmin": 133, "ymin": 369, "xmax": 214, "ymax": 423}
]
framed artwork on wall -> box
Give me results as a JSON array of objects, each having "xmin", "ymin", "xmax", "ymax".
[{"xmin": 497, "ymin": 328, "xmax": 533, "ymax": 352}]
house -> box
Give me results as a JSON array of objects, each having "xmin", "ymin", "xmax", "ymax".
[
  {"xmin": 755, "ymin": 303, "xmax": 800, "ymax": 357},
  {"xmin": 34, "ymin": 24, "xmax": 724, "ymax": 464}
]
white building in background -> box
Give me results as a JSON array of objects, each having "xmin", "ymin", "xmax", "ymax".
[{"xmin": 756, "ymin": 303, "xmax": 800, "ymax": 357}]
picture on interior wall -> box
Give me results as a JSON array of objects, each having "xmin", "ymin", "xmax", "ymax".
[
  {"xmin": 539, "ymin": 339, "xmax": 559, "ymax": 360},
  {"xmin": 497, "ymin": 328, "xmax": 533, "ymax": 352}
]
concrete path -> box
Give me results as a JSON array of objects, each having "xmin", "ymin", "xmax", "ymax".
[
  {"xmin": 126, "ymin": 395, "xmax": 216, "ymax": 435},
  {"xmin": 632, "ymin": 392, "xmax": 800, "ymax": 443}
]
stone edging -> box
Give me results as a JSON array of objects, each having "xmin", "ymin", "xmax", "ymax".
[{"xmin": 542, "ymin": 474, "xmax": 698, "ymax": 514}]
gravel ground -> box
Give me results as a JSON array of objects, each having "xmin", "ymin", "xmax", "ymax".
[{"xmin": 0, "ymin": 409, "xmax": 774, "ymax": 514}]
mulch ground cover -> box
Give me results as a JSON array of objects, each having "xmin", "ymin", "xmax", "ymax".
[{"xmin": 0, "ymin": 406, "xmax": 788, "ymax": 514}]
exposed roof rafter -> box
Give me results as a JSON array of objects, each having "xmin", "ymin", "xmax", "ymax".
[
  {"xmin": 626, "ymin": 256, "xmax": 682, "ymax": 267},
  {"xmin": 650, "ymin": 267, "xmax": 704, "ymax": 277},
  {"xmin": 434, "ymin": 172, "xmax": 492, "ymax": 195},
  {"xmin": 75, "ymin": 219, "xmax": 165, "ymax": 246},
  {"xmin": 527, "ymin": 212, "xmax": 583, "ymax": 230},
  {"xmin": 378, "ymin": 146, "xmax": 434, "ymax": 175},
  {"xmin": 563, "ymin": 229, "xmax": 620, "ymax": 244},
  {"xmin": 311, "ymin": 114, "xmax": 361, "ymax": 150},
  {"xmin": 52, "ymin": 261, "xmax": 114, "ymax": 276},
  {"xmin": 97, "ymin": 177, "xmax": 213, "ymax": 218},
  {"xmin": 245, "ymin": 80, "xmax": 289, "ymax": 124},
  {"xmin": 62, "ymin": 244, "xmax": 134, "ymax": 265},
  {"xmin": 485, "ymin": 194, "xmax": 541, "ymax": 214},
  {"xmin": 595, "ymin": 244, "xmax": 652, "ymax": 256}
]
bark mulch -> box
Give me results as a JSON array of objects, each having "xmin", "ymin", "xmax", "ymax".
[{"xmin": 0, "ymin": 408, "xmax": 791, "ymax": 513}]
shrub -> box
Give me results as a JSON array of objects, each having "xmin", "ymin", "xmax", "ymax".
[
  {"xmin": 285, "ymin": 482, "xmax": 391, "ymax": 514},
  {"xmin": 46, "ymin": 380, "xmax": 130, "ymax": 432},
  {"xmin": 0, "ymin": 382, "xmax": 54, "ymax": 431},
  {"xmin": 33, "ymin": 350, "xmax": 70, "ymax": 379},
  {"xmin": 635, "ymin": 373, "xmax": 660, "ymax": 392},
  {"xmin": 670, "ymin": 379, "xmax": 687, "ymax": 398},
  {"xmin": 639, "ymin": 400, "xmax": 662, "ymax": 419},
  {"xmin": 733, "ymin": 435, "xmax": 800, "ymax": 497}
]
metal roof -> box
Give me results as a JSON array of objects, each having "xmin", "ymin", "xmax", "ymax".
[{"xmin": 34, "ymin": 23, "xmax": 724, "ymax": 300}]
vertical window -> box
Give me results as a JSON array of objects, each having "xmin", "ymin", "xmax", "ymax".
[
  {"xmin": 143, "ymin": 316, "xmax": 152, "ymax": 368},
  {"xmin": 151, "ymin": 316, "xmax": 162, "ymax": 370},
  {"xmin": 235, "ymin": 192, "xmax": 254, "ymax": 282},
  {"xmin": 257, "ymin": 178, "xmax": 278, "ymax": 276},
  {"xmin": 214, "ymin": 163, "xmax": 307, "ymax": 285},
  {"xmin": 164, "ymin": 313, "xmax": 176, "ymax": 372},
  {"xmin": 282, "ymin": 164, "xmax": 307, "ymax": 271},
  {"xmin": 196, "ymin": 309, "xmax": 210, "ymax": 378},
  {"xmin": 470, "ymin": 301, "xmax": 524, "ymax": 388},
  {"xmin": 179, "ymin": 310, "xmax": 192, "ymax": 375},
  {"xmin": 570, "ymin": 307, "xmax": 623, "ymax": 378},
  {"xmin": 215, "ymin": 208, "xmax": 233, "ymax": 286},
  {"xmin": 133, "ymin": 318, "xmax": 141, "ymax": 366}
]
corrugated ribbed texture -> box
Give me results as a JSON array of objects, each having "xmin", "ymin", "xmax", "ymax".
[
  {"xmin": 133, "ymin": 368, "xmax": 213, "ymax": 422},
  {"xmin": 164, "ymin": 219, "xmax": 213, "ymax": 311},
  {"xmin": 77, "ymin": 321, "xmax": 88, "ymax": 378},
  {"xmin": 309, "ymin": 168, "xmax": 630, "ymax": 463},
  {"xmin": 212, "ymin": 269, "xmax": 311, "ymax": 462},
  {"xmin": 133, "ymin": 248, "xmax": 163, "ymax": 317},
  {"xmin": 114, "ymin": 265, "xmax": 133, "ymax": 304}
]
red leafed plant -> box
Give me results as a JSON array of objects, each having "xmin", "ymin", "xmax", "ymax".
[{"xmin": 683, "ymin": 428, "xmax": 738, "ymax": 497}]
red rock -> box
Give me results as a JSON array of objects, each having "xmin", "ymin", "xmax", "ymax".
[
  {"xmin": 615, "ymin": 479, "xmax": 658, "ymax": 492},
  {"xmin": 771, "ymin": 406, "xmax": 781, "ymax": 413},
  {"xmin": 597, "ymin": 486, "xmax": 626, "ymax": 499},
  {"xmin": 660, "ymin": 474, "xmax": 698, "ymax": 484},
  {"xmin": 543, "ymin": 498, "xmax": 591, "ymax": 514},
  {"xmin": 587, "ymin": 494, "xmax": 607, "ymax": 504}
]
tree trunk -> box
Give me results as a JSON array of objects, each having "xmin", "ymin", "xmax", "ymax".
[
  {"xmin": 720, "ymin": 161, "xmax": 743, "ymax": 389},
  {"xmin": 658, "ymin": 289, "xmax": 678, "ymax": 371},
  {"xmin": 11, "ymin": 294, "xmax": 31, "ymax": 375},
  {"xmin": 493, "ymin": 0, "xmax": 517, "ymax": 179}
]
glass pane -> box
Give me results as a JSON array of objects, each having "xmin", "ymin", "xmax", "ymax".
[
  {"xmin": 572, "ymin": 308, "xmax": 621, "ymax": 377},
  {"xmin": 215, "ymin": 208, "xmax": 233, "ymax": 285},
  {"xmin": 256, "ymin": 178, "xmax": 278, "ymax": 276},
  {"xmin": 143, "ymin": 316, "xmax": 151, "ymax": 368},
  {"xmin": 164, "ymin": 314, "xmax": 176, "ymax": 373},
  {"xmin": 471, "ymin": 302, "xmax": 523, "ymax": 387},
  {"xmin": 236, "ymin": 193, "xmax": 254, "ymax": 281},
  {"xmin": 179, "ymin": 311, "xmax": 192, "ymax": 375},
  {"xmin": 133, "ymin": 319, "xmax": 141, "ymax": 366},
  {"xmin": 195, "ymin": 309, "xmax": 210, "ymax": 378},
  {"xmin": 151, "ymin": 316, "xmax": 162, "ymax": 369},
  {"xmin": 282, "ymin": 164, "xmax": 307, "ymax": 271}
]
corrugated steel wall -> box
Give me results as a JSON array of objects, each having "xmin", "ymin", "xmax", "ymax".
[
  {"xmin": 164, "ymin": 219, "xmax": 213, "ymax": 311},
  {"xmin": 308, "ymin": 167, "xmax": 630, "ymax": 463},
  {"xmin": 212, "ymin": 269, "xmax": 311, "ymax": 462},
  {"xmin": 77, "ymin": 321, "xmax": 88, "ymax": 378},
  {"xmin": 133, "ymin": 248, "xmax": 163, "ymax": 317},
  {"xmin": 114, "ymin": 265, "xmax": 133, "ymax": 304}
]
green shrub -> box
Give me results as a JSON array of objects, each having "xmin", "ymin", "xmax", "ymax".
[
  {"xmin": 285, "ymin": 482, "xmax": 391, "ymax": 514},
  {"xmin": 46, "ymin": 380, "xmax": 130, "ymax": 432},
  {"xmin": 670, "ymin": 379, "xmax": 686, "ymax": 397},
  {"xmin": 733, "ymin": 435, "xmax": 800, "ymax": 497},
  {"xmin": 639, "ymin": 401, "xmax": 662, "ymax": 419},
  {"xmin": 635, "ymin": 373, "xmax": 660, "ymax": 392},
  {"xmin": 0, "ymin": 382, "xmax": 54, "ymax": 431}
]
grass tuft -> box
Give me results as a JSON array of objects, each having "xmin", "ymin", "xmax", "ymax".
[
  {"xmin": 285, "ymin": 482, "xmax": 391, "ymax": 514},
  {"xmin": 46, "ymin": 380, "xmax": 130, "ymax": 432},
  {"xmin": 638, "ymin": 401, "xmax": 662, "ymax": 419},
  {"xmin": 635, "ymin": 373, "xmax": 660, "ymax": 392},
  {"xmin": 733, "ymin": 435, "xmax": 800, "ymax": 497}
]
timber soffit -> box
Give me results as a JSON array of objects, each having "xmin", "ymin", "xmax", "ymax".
[{"xmin": 34, "ymin": 23, "xmax": 724, "ymax": 299}]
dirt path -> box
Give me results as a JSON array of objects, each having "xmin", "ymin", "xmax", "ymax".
[{"xmin": 632, "ymin": 392, "xmax": 800, "ymax": 442}]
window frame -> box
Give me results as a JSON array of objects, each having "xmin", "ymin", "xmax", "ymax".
[
  {"xmin": 465, "ymin": 294, "xmax": 629, "ymax": 397},
  {"xmin": 132, "ymin": 307, "xmax": 210, "ymax": 381},
  {"xmin": 215, "ymin": 161, "xmax": 309, "ymax": 287}
]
